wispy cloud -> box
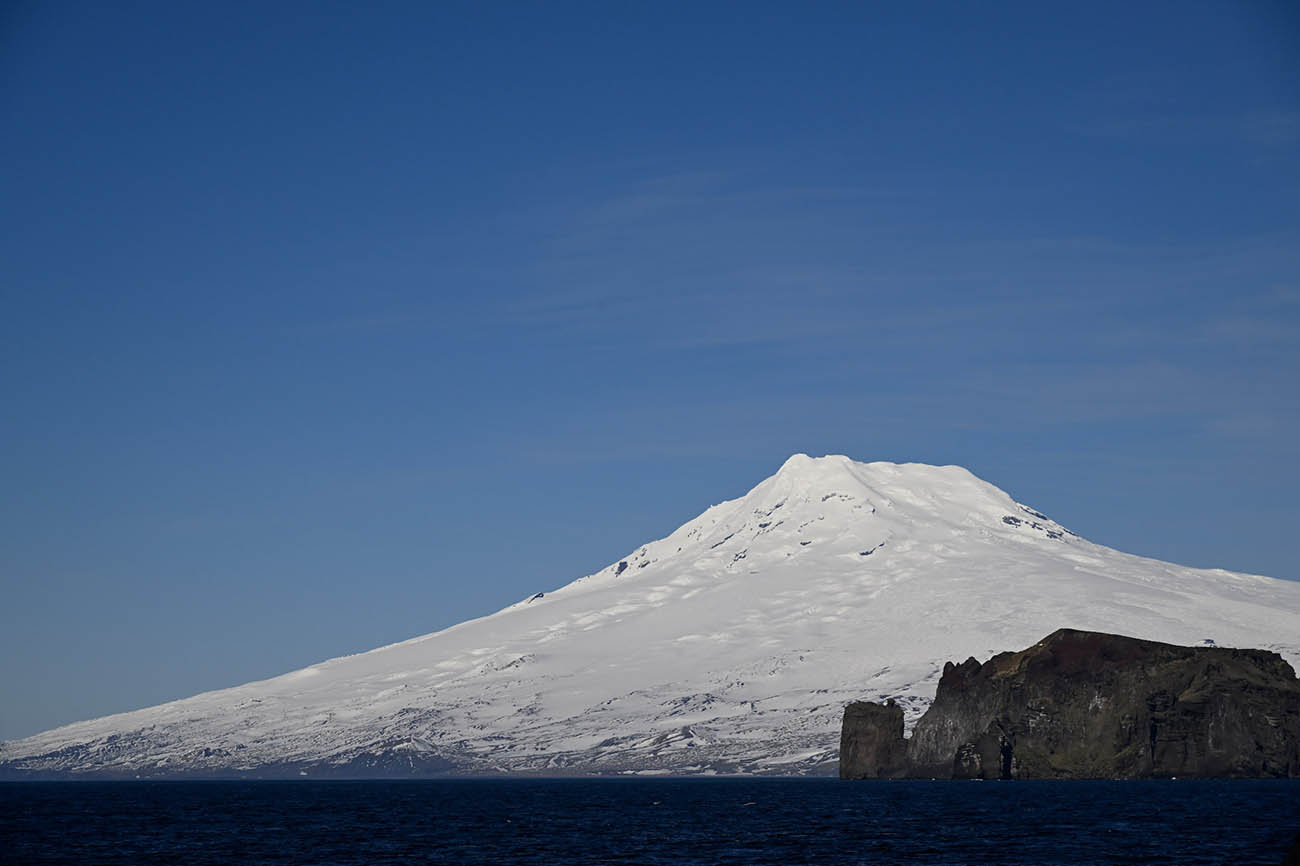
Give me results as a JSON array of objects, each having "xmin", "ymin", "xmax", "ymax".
[
  {"xmin": 289, "ymin": 309, "xmax": 437, "ymax": 337},
  {"xmin": 1199, "ymin": 316, "xmax": 1300, "ymax": 346},
  {"xmin": 1073, "ymin": 106, "xmax": 1300, "ymax": 151},
  {"xmin": 1239, "ymin": 110, "xmax": 1300, "ymax": 147}
]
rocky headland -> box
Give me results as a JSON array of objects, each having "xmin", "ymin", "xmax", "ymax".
[{"xmin": 841, "ymin": 629, "xmax": 1300, "ymax": 779}]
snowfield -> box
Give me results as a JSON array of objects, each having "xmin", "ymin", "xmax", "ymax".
[{"xmin": 4, "ymin": 454, "xmax": 1299, "ymax": 777}]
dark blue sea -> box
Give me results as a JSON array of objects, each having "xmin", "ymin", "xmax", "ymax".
[{"xmin": 3, "ymin": 778, "xmax": 1298, "ymax": 865}]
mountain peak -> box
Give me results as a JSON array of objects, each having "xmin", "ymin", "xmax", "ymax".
[
  {"xmin": 756, "ymin": 454, "xmax": 1001, "ymax": 516},
  {"xmin": 768, "ymin": 452, "xmax": 858, "ymax": 487},
  {"xmin": 7, "ymin": 454, "xmax": 1298, "ymax": 780},
  {"xmin": 773, "ymin": 452, "xmax": 853, "ymax": 477},
  {"xmin": 776, "ymin": 451, "xmax": 829, "ymax": 470},
  {"xmin": 744, "ymin": 453, "xmax": 868, "ymax": 514}
]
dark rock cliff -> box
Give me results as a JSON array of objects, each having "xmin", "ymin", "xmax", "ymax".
[
  {"xmin": 840, "ymin": 629, "xmax": 1300, "ymax": 779},
  {"xmin": 839, "ymin": 699, "xmax": 908, "ymax": 779}
]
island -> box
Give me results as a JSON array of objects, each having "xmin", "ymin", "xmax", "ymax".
[{"xmin": 840, "ymin": 628, "xmax": 1300, "ymax": 779}]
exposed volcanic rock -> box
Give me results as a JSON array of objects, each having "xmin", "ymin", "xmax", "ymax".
[
  {"xmin": 839, "ymin": 699, "xmax": 908, "ymax": 779},
  {"xmin": 841, "ymin": 629, "xmax": 1300, "ymax": 779}
]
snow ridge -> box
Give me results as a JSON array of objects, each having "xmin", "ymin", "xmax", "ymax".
[{"xmin": 4, "ymin": 454, "xmax": 1299, "ymax": 777}]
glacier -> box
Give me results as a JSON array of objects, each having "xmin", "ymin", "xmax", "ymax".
[{"xmin": 4, "ymin": 454, "xmax": 1299, "ymax": 777}]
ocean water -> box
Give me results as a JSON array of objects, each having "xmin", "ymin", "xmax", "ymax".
[{"xmin": 2, "ymin": 778, "xmax": 1297, "ymax": 865}]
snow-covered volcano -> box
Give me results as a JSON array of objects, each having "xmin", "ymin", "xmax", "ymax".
[{"xmin": 5, "ymin": 454, "xmax": 1299, "ymax": 777}]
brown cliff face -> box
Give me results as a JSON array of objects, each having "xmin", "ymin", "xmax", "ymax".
[{"xmin": 840, "ymin": 629, "xmax": 1300, "ymax": 780}]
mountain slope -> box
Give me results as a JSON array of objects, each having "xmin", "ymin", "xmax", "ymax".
[{"xmin": 5, "ymin": 454, "xmax": 1299, "ymax": 777}]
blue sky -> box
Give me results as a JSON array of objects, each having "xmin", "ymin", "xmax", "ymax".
[{"xmin": 2, "ymin": 1, "xmax": 1298, "ymax": 741}]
